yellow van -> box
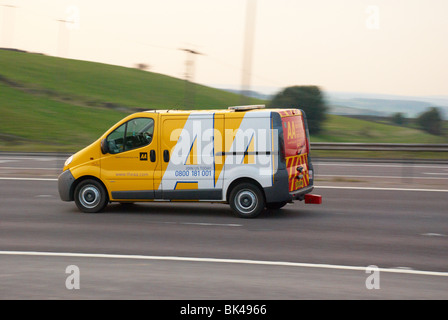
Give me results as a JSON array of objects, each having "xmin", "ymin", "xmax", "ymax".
[{"xmin": 58, "ymin": 105, "xmax": 321, "ymax": 218}]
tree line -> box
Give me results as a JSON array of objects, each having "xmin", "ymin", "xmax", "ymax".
[
  {"xmin": 269, "ymin": 85, "xmax": 445, "ymax": 137},
  {"xmin": 391, "ymin": 107, "xmax": 444, "ymax": 136}
]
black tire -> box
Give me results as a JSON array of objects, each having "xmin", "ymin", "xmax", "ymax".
[
  {"xmin": 266, "ymin": 201, "xmax": 287, "ymax": 210},
  {"xmin": 74, "ymin": 179, "xmax": 108, "ymax": 213},
  {"xmin": 229, "ymin": 183, "xmax": 265, "ymax": 218}
]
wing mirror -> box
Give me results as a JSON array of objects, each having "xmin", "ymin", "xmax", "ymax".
[{"xmin": 100, "ymin": 138, "xmax": 109, "ymax": 154}]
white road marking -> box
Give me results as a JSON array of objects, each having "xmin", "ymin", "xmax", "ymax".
[
  {"xmin": 421, "ymin": 233, "xmax": 446, "ymax": 237},
  {"xmin": 155, "ymin": 221, "xmax": 242, "ymax": 227},
  {"xmin": 315, "ymin": 163, "xmax": 448, "ymax": 169},
  {"xmin": 423, "ymin": 172, "xmax": 448, "ymax": 175},
  {"xmin": 180, "ymin": 222, "xmax": 242, "ymax": 227},
  {"xmin": 0, "ymin": 157, "xmax": 59, "ymax": 161},
  {"xmin": 0, "ymin": 250, "xmax": 447, "ymax": 277},
  {"xmin": 0, "ymin": 167, "xmax": 57, "ymax": 170},
  {"xmin": 0, "ymin": 177, "xmax": 57, "ymax": 181},
  {"xmin": 317, "ymin": 174, "xmax": 448, "ymax": 180},
  {"xmin": 316, "ymin": 186, "xmax": 448, "ymax": 192}
]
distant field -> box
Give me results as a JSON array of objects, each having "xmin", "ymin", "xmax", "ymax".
[
  {"xmin": 311, "ymin": 115, "xmax": 448, "ymax": 159},
  {"xmin": 313, "ymin": 114, "xmax": 448, "ymax": 144},
  {"xmin": 0, "ymin": 49, "xmax": 447, "ymax": 154}
]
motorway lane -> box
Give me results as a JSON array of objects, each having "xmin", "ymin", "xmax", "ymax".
[
  {"xmin": 1, "ymin": 154, "xmax": 448, "ymax": 190},
  {"xmin": 315, "ymin": 165, "xmax": 448, "ymax": 180},
  {"xmin": 1, "ymin": 154, "xmax": 448, "ymax": 178},
  {"xmin": 1, "ymin": 179, "xmax": 447, "ymax": 270},
  {"xmin": 0, "ymin": 178, "xmax": 447, "ymax": 299},
  {"xmin": 1, "ymin": 154, "xmax": 448, "ymax": 192},
  {"xmin": 1, "ymin": 254, "xmax": 447, "ymax": 300}
]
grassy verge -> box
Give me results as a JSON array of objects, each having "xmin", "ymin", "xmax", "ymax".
[{"xmin": 0, "ymin": 84, "xmax": 127, "ymax": 152}]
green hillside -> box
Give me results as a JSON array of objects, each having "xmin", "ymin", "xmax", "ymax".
[
  {"xmin": 0, "ymin": 49, "xmax": 264, "ymax": 110},
  {"xmin": 0, "ymin": 49, "xmax": 446, "ymax": 153},
  {"xmin": 0, "ymin": 49, "xmax": 263, "ymax": 151}
]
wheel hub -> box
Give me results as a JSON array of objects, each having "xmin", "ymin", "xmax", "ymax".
[
  {"xmin": 79, "ymin": 186, "xmax": 100, "ymax": 209},
  {"xmin": 236, "ymin": 190, "xmax": 257, "ymax": 214}
]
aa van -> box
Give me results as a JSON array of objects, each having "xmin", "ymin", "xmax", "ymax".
[{"xmin": 58, "ymin": 105, "xmax": 321, "ymax": 218}]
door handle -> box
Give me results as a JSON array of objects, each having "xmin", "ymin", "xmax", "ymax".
[
  {"xmin": 163, "ymin": 150, "xmax": 170, "ymax": 162},
  {"xmin": 150, "ymin": 150, "xmax": 156, "ymax": 162}
]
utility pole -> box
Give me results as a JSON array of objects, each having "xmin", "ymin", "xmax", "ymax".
[
  {"xmin": 179, "ymin": 48, "xmax": 203, "ymax": 108},
  {"xmin": 56, "ymin": 19, "xmax": 70, "ymax": 58},
  {"xmin": 240, "ymin": 0, "xmax": 257, "ymax": 105},
  {"xmin": 1, "ymin": 4, "xmax": 17, "ymax": 48}
]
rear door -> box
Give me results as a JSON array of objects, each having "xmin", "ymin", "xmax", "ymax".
[{"xmin": 279, "ymin": 110, "xmax": 310, "ymax": 192}]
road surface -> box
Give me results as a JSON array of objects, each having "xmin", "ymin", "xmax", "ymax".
[{"xmin": 0, "ymin": 154, "xmax": 447, "ymax": 299}]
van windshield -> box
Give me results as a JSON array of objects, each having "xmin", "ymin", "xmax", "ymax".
[{"xmin": 281, "ymin": 115, "xmax": 307, "ymax": 157}]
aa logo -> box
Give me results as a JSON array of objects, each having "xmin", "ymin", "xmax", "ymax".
[{"xmin": 140, "ymin": 152, "xmax": 148, "ymax": 161}]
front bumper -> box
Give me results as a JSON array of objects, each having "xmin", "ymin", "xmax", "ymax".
[{"xmin": 58, "ymin": 170, "xmax": 75, "ymax": 201}]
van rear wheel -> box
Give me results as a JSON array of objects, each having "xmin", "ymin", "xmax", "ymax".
[
  {"xmin": 74, "ymin": 179, "xmax": 108, "ymax": 213},
  {"xmin": 229, "ymin": 183, "xmax": 265, "ymax": 218}
]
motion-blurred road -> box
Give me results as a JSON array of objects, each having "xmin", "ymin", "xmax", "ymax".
[{"xmin": 0, "ymin": 154, "xmax": 447, "ymax": 299}]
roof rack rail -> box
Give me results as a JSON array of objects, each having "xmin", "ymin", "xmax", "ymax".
[{"xmin": 228, "ymin": 105, "xmax": 265, "ymax": 111}]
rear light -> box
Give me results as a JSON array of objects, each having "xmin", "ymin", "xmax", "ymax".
[{"xmin": 304, "ymin": 194, "xmax": 322, "ymax": 204}]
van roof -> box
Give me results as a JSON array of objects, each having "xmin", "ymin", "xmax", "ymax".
[{"xmin": 141, "ymin": 107, "xmax": 302, "ymax": 116}]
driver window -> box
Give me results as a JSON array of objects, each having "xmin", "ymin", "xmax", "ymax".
[
  {"xmin": 106, "ymin": 123, "xmax": 126, "ymax": 154},
  {"xmin": 106, "ymin": 118, "xmax": 154, "ymax": 154}
]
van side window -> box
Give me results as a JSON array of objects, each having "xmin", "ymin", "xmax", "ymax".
[
  {"xmin": 106, "ymin": 123, "xmax": 126, "ymax": 154},
  {"xmin": 106, "ymin": 118, "xmax": 154, "ymax": 154}
]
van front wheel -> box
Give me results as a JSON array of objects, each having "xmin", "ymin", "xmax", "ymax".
[
  {"xmin": 74, "ymin": 179, "xmax": 108, "ymax": 213},
  {"xmin": 229, "ymin": 183, "xmax": 265, "ymax": 218}
]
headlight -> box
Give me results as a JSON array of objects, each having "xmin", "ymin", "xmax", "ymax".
[{"xmin": 64, "ymin": 155, "xmax": 74, "ymax": 167}]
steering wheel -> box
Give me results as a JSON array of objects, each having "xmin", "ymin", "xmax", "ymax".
[{"xmin": 144, "ymin": 132, "xmax": 153, "ymax": 142}]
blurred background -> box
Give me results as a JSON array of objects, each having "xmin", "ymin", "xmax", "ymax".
[{"xmin": 1, "ymin": 0, "xmax": 447, "ymax": 156}]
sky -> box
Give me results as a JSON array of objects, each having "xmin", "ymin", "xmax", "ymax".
[{"xmin": 1, "ymin": 0, "xmax": 448, "ymax": 97}]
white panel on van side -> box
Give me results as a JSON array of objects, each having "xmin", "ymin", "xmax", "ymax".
[
  {"xmin": 159, "ymin": 112, "xmax": 222, "ymax": 196},
  {"xmin": 220, "ymin": 111, "xmax": 275, "ymax": 198}
]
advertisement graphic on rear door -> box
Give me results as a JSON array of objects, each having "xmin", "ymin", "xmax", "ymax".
[{"xmin": 280, "ymin": 111, "xmax": 310, "ymax": 192}]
